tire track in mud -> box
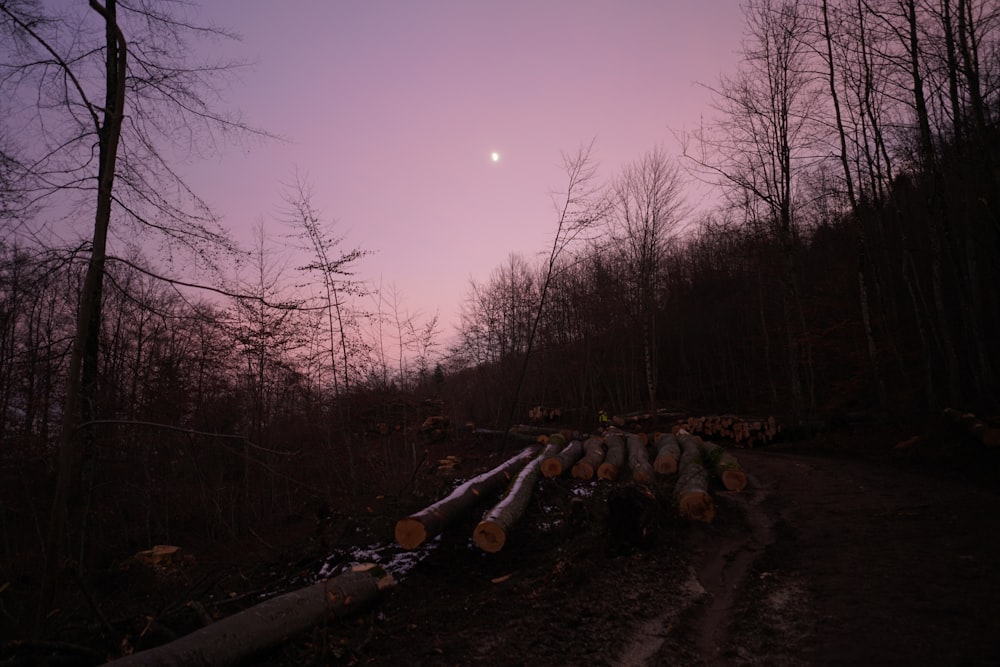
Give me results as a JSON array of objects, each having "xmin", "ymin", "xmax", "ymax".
[{"xmin": 614, "ymin": 468, "xmax": 778, "ymax": 667}]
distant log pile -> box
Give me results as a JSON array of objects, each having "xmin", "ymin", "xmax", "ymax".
[{"xmin": 674, "ymin": 414, "xmax": 781, "ymax": 447}]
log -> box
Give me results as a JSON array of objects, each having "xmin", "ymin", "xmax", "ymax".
[
  {"xmin": 626, "ymin": 433, "xmax": 654, "ymax": 484},
  {"xmin": 571, "ymin": 436, "xmax": 605, "ymax": 480},
  {"xmin": 541, "ymin": 437, "xmax": 584, "ymax": 478},
  {"xmin": 674, "ymin": 431, "xmax": 715, "ymax": 523},
  {"xmin": 105, "ymin": 564, "xmax": 393, "ymax": 666},
  {"xmin": 698, "ymin": 440, "xmax": 747, "ymax": 492},
  {"xmin": 472, "ymin": 428, "xmax": 542, "ymax": 444},
  {"xmin": 473, "ymin": 442, "xmax": 561, "ymax": 552},
  {"xmin": 652, "ymin": 432, "xmax": 680, "ymax": 475},
  {"xmin": 597, "ymin": 431, "xmax": 627, "ymax": 481},
  {"xmin": 395, "ymin": 446, "xmax": 538, "ymax": 549}
]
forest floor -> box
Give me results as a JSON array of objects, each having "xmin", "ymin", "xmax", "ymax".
[{"xmin": 5, "ymin": 416, "xmax": 1000, "ymax": 666}]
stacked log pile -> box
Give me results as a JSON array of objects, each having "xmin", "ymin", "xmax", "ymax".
[
  {"xmin": 674, "ymin": 414, "xmax": 781, "ymax": 447},
  {"xmin": 571, "ymin": 436, "xmax": 606, "ymax": 480}
]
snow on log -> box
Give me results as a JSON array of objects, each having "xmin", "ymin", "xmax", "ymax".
[
  {"xmin": 626, "ymin": 433, "xmax": 654, "ymax": 484},
  {"xmin": 698, "ymin": 440, "xmax": 747, "ymax": 492},
  {"xmin": 653, "ymin": 432, "xmax": 680, "ymax": 475},
  {"xmin": 598, "ymin": 431, "xmax": 627, "ymax": 481},
  {"xmin": 473, "ymin": 441, "xmax": 561, "ymax": 553},
  {"xmin": 105, "ymin": 564, "xmax": 393, "ymax": 667},
  {"xmin": 571, "ymin": 436, "xmax": 606, "ymax": 480},
  {"xmin": 395, "ymin": 446, "xmax": 538, "ymax": 549},
  {"xmin": 541, "ymin": 436, "xmax": 584, "ymax": 478},
  {"xmin": 674, "ymin": 431, "xmax": 715, "ymax": 523}
]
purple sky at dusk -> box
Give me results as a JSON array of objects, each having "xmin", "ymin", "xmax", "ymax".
[{"xmin": 186, "ymin": 1, "xmax": 748, "ymax": 336}]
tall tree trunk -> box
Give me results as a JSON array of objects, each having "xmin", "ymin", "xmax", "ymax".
[{"xmin": 40, "ymin": 0, "xmax": 127, "ymax": 621}]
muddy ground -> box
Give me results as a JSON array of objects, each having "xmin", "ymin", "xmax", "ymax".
[{"xmin": 5, "ymin": 418, "xmax": 1000, "ymax": 666}]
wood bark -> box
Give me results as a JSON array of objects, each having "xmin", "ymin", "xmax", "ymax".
[
  {"xmin": 571, "ymin": 436, "xmax": 606, "ymax": 480},
  {"xmin": 674, "ymin": 431, "xmax": 715, "ymax": 523},
  {"xmin": 598, "ymin": 431, "xmax": 627, "ymax": 481},
  {"xmin": 105, "ymin": 564, "xmax": 393, "ymax": 666},
  {"xmin": 698, "ymin": 440, "xmax": 747, "ymax": 492},
  {"xmin": 395, "ymin": 446, "xmax": 537, "ymax": 549},
  {"xmin": 541, "ymin": 437, "xmax": 583, "ymax": 478},
  {"xmin": 626, "ymin": 433, "xmax": 654, "ymax": 484},
  {"xmin": 653, "ymin": 432, "xmax": 680, "ymax": 474},
  {"xmin": 473, "ymin": 442, "xmax": 561, "ymax": 553}
]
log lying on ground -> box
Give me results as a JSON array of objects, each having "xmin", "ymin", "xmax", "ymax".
[
  {"xmin": 395, "ymin": 446, "xmax": 538, "ymax": 549},
  {"xmin": 106, "ymin": 564, "xmax": 393, "ymax": 666},
  {"xmin": 472, "ymin": 428, "xmax": 544, "ymax": 444},
  {"xmin": 598, "ymin": 431, "xmax": 627, "ymax": 481},
  {"xmin": 674, "ymin": 431, "xmax": 715, "ymax": 523},
  {"xmin": 943, "ymin": 407, "xmax": 1000, "ymax": 447},
  {"xmin": 626, "ymin": 433, "xmax": 654, "ymax": 484},
  {"xmin": 572, "ymin": 436, "xmax": 605, "ymax": 480},
  {"xmin": 675, "ymin": 414, "xmax": 781, "ymax": 447},
  {"xmin": 473, "ymin": 441, "xmax": 561, "ymax": 553},
  {"xmin": 698, "ymin": 440, "xmax": 747, "ymax": 492},
  {"xmin": 541, "ymin": 436, "xmax": 583, "ymax": 478},
  {"xmin": 653, "ymin": 432, "xmax": 680, "ymax": 474}
]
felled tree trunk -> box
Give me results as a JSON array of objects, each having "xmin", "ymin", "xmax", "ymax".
[
  {"xmin": 473, "ymin": 442, "xmax": 561, "ymax": 553},
  {"xmin": 653, "ymin": 432, "xmax": 680, "ymax": 474},
  {"xmin": 541, "ymin": 437, "xmax": 583, "ymax": 478},
  {"xmin": 105, "ymin": 565, "xmax": 393, "ymax": 667},
  {"xmin": 626, "ymin": 433, "xmax": 654, "ymax": 484},
  {"xmin": 571, "ymin": 436, "xmax": 605, "ymax": 480},
  {"xmin": 699, "ymin": 440, "xmax": 747, "ymax": 492},
  {"xmin": 674, "ymin": 431, "xmax": 715, "ymax": 523},
  {"xmin": 395, "ymin": 446, "xmax": 538, "ymax": 549},
  {"xmin": 598, "ymin": 431, "xmax": 627, "ymax": 480}
]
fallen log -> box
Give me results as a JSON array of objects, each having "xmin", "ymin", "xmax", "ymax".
[
  {"xmin": 571, "ymin": 436, "xmax": 605, "ymax": 480},
  {"xmin": 674, "ymin": 431, "xmax": 715, "ymax": 523},
  {"xmin": 652, "ymin": 432, "xmax": 680, "ymax": 475},
  {"xmin": 105, "ymin": 564, "xmax": 393, "ymax": 666},
  {"xmin": 473, "ymin": 441, "xmax": 561, "ymax": 553},
  {"xmin": 395, "ymin": 446, "xmax": 538, "ymax": 549},
  {"xmin": 699, "ymin": 440, "xmax": 747, "ymax": 492},
  {"xmin": 626, "ymin": 433, "xmax": 654, "ymax": 484},
  {"xmin": 541, "ymin": 436, "xmax": 584, "ymax": 478},
  {"xmin": 472, "ymin": 428, "xmax": 543, "ymax": 444},
  {"xmin": 598, "ymin": 431, "xmax": 627, "ymax": 481}
]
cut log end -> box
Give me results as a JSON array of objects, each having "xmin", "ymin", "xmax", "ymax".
[
  {"xmin": 632, "ymin": 469, "xmax": 653, "ymax": 485},
  {"xmin": 679, "ymin": 491, "xmax": 716, "ymax": 523},
  {"xmin": 540, "ymin": 458, "xmax": 563, "ymax": 478},
  {"xmin": 572, "ymin": 462, "xmax": 595, "ymax": 480},
  {"xmin": 597, "ymin": 462, "xmax": 619, "ymax": 481},
  {"xmin": 472, "ymin": 521, "xmax": 506, "ymax": 553},
  {"xmin": 653, "ymin": 455, "xmax": 678, "ymax": 475},
  {"xmin": 721, "ymin": 469, "xmax": 747, "ymax": 492},
  {"xmin": 394, "ymin": 518, "xmax": 427, "ymax": 550}
]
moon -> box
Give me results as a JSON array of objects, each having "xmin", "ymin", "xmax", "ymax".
[{"xmin": 491, "ymin": 151, "xmax": 500, "ymax": 162}]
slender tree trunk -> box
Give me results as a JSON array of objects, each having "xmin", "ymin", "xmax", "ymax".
[{"xmin": 40, "ymin": 0, "xmax": 127, "ymax": 621}]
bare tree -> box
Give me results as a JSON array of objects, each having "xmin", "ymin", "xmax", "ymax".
[
  {"xmin": 606, "ymin": 145, "xmax": 687, "ymax": 412},
  {"xmin": 686, "ymin": 0, "xmax": 826, "ymax": 417},
  {"xmin": 0, "ymin": 0, "xmax": 268, "ymax": 616}
]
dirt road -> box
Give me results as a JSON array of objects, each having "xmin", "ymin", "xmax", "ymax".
[{"xmin": 642, "ymin": 448, "xmax": 1000, "ymax": 666}]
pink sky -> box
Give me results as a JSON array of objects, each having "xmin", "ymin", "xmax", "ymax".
[{"xmin": 186, "ymin": 1, "xmax": 747, "ymax": 335}]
